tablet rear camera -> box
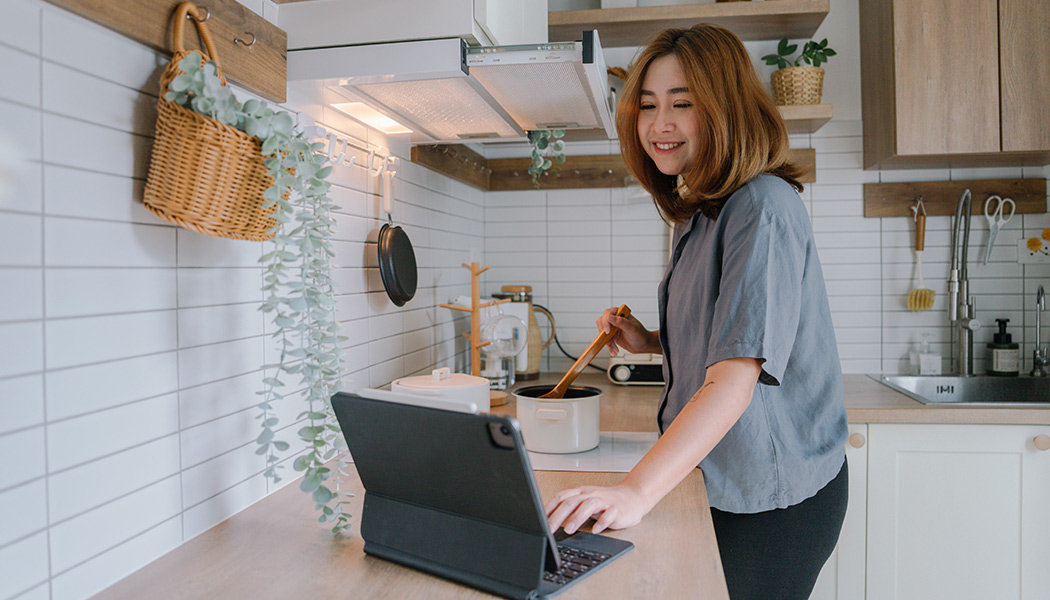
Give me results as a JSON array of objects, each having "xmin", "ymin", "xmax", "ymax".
[{"xmin": 487, "ymin": 421, "xmax": 515, "ymax": 449}]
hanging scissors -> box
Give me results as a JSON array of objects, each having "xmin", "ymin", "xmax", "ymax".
[{"xmin": 981, "ymin": 194, "xmax": 1016, "ymax": 264}]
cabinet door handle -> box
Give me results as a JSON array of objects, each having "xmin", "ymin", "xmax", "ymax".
[
  {"xmin": 1035, "ymin": 435, "xmax": 1050, "ymax": 451},
  {"xmin": 848, "ymin": 432, "xmax": 866, "ymax": 448}
]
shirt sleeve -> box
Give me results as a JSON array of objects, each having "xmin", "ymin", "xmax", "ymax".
[{"xmin": 704, "ymin": 199, "xmax": 806, "ymax": 386}]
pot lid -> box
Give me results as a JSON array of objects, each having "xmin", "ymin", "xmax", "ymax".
[{"xmin": 393, "ymin": 367, "xmax": 488, "ymax": 390}]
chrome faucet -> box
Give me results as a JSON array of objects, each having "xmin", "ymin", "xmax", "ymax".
[
  {"xmin": 948, "ymin": 189, "xmax": 980, "ymax": 375},
  {"xmin": 1033, "ymin": 285, "xmax": 1047, "ymax": 377}
]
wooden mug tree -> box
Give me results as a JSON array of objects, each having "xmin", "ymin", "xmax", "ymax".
[{"xmin": 440, "ymin": 262, "xmax": 512, "ymax": 405}]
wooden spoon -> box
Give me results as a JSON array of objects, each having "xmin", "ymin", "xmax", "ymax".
[{"xmin": 540, "ymin": 304, "xmax": 631, "ymax": 399}]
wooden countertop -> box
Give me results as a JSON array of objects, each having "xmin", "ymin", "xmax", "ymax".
[
  {"xmin": 500, "ymin": 372, "xmax": 1050, "ymax": 427},
  {"xmin": 94, "ymin": 370, "xmax": 1048, "ymax": 600},
  {"xmin": 94, "ymin": 466, "xmax": 728, "ymax": 599}
]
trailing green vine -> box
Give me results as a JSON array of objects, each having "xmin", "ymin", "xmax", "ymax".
[
  {"xmin": 527, "ymin": 129, "xmax": 566, "ymax": 188},
  {"xmin": 166, "ymin": 53, "xmax": 352, "ymax": 533}
]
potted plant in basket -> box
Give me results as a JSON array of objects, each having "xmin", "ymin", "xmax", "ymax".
[
  {"xmin": 761, "ymin": 38, "xmax": 836, "ymax": 106},
  {"xmin": 161, "ymin": 52, "xmax": 352, "ymax": 533}
]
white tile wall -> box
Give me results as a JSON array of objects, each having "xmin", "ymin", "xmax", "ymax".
[
  {"xmin": 480, "ymin": 10, "xmax": 1050, "ymax": 378},
  {"xmin": 0, "ymin": 375, "xmax": 44, "ymax": 434},
  {"xmin": 493, "ymin": 124, "xmax": 1048, "ymax": 375},
  {"xmin": 47, "ymin": 435, "xmax": 180, "ymax": 524},
  {"xmin": 0, "ymin": 533, "xmax": 50, "ymax": 600},
  {"xmin": 0, "ymin": 1, "xmax": 478, "ymax": 598}
]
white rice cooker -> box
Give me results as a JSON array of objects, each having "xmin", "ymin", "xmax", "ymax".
[
  {"xmin": 391, "ymin": 367, "xmax": 490, "ymax": 412},
  {"xmin": 514, "ymin": 384, "xmax": 602, "ymax": 454}
]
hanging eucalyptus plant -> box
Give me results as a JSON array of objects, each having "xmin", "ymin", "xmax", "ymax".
[
  {"xmin": 527, "ymin": 129, "xmax": 566, "ymax": 188},
  {"xmin": 166, "ymin": 53, "xmax": 352, "ymax": 533}
]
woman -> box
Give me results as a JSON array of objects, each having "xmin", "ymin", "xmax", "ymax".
[{"xmin": 545, "ymin": 24, "xmax": 849, "ymax": 599}]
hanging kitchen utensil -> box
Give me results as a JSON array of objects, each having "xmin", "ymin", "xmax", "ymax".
[
  {"xmin": 540, "ymin": 304, "xmax": 631, "ymax": 399},
  {"xmin": 907, "ymin": 197, "xmax": 934, "ymax": 312},
  {"xmin": 376, "ymin": 165, "xmax": 417, "ymax": 306}
]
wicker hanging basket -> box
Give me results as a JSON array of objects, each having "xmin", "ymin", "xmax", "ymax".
[
  {"xmin": 142, "ymin": 2, "xmax": 276, "ymax": 241},
  {"xmin": 770, "ymin": 66, "xmax": 825, "ymax": 106}
]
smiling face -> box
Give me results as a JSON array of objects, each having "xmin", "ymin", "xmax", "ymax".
[{"xmin": 636, "ymin": 54, "xmax": 701, "ymax": 177}]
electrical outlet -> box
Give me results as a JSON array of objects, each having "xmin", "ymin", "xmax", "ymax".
[{"xmin": 1018, "ymin": 238, "xmax": 1050, "ymax": 263}]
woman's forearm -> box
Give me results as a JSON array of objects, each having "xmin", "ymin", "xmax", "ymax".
[
  {"xmin": 644, "ymin": 329, "xmax": 663, "ymax": 354},
  {"xmin": 620, "ymin": 357, "xmax": 760, "ymax": 508}
]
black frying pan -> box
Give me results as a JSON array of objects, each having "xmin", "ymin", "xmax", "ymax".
[
  {"xmin": 378, "ymin": 221, "xmax": 417, "ymax": 306},
  {"xmin": 377, "ymin": 168, "xmax": 416, "ymax": 306}
]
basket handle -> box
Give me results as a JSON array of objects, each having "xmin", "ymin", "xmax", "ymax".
[{"xmin": 171, "ymin": 2, "xmax": 224, "ymax": 77}]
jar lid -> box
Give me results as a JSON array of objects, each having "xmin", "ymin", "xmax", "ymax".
[
  {"xmin": 501, "ymin": 285, "xmax": 532, "ymax": 294},
  {"xmin": 393, "ymin": 367, "xmax": 488, "ymax": 391}
]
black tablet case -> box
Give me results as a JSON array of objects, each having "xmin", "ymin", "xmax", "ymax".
[{"xmin": 331, "ymin": 392, "xmax": 629, "ymax": 600}]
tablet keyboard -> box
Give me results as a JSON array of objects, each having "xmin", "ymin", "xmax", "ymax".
[{"xmin": 542, "ymin": 545, "xmax": 613, "ymax": 586}]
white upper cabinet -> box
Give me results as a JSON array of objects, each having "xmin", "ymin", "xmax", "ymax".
[
  {"xmin": 279, "ymin": 0, "xmax": 548, "ymax": 50},
  {"xmin": 475, "ymin": 0, "xmax": 548, "ymax": 45}
]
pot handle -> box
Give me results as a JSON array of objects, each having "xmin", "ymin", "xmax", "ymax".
[
  {"xmin": 532, "ymin": 304, "xmax": 557, "ymax": 350},
  {"xmin": 535, "ymin": 406, "xmax": 571, "ymax": 422}
]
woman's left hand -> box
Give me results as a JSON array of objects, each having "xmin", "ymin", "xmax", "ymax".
[{"xmin": 545, "ymin": 483, "xmax": 653, "ymax": 535}]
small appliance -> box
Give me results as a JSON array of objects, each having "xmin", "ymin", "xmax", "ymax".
[{"xmin": 607, "ymin": 353, "xmax": 664, "ymax": 386}]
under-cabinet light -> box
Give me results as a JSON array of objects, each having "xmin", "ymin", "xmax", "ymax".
[{"xmin": 331, "ymin": 102, "xmax": 413, "ymax": 135}]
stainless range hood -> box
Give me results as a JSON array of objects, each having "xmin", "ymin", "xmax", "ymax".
[{"xmin": 287, "ymin": 31, "xmax": 616, "ymax": 143}]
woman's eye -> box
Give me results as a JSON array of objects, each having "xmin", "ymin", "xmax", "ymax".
[
  {"xmin": 640, "ymin": 104, "xmax": 655, "ymax": 110},
  {"xmin": 674, "ymin": 102, "xmax": 692, "ymax": 109}
]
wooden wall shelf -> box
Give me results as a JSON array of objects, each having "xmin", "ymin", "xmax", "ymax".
[
  {"xmin": 863, "ymin": 179, "xmax": 1047, "ymax": 218},
  {"xmin": 45, "ymin": 0, "xmax": 287, "ymax": 103},
  {"xmin": 412, "ymin": 146, "xmax": 815, "ymax": 192},
  {"xmin": 780, "ymin": 104, "xmax": 833, "ymax": 135},
  {"xmin": 549, "ymin": 0, "xmax": 830, "ymax": 47}
]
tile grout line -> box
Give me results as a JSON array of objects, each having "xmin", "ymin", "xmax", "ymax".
[
  {"xmin": 175, "ymin": 229, "xmax": 185, "ymax": 544},
  {"xmin": 878, "ymin": 161, "xmax": 885, "ymax": 374},
  {"xmin": 36, "ymin": 3, "xmax": 55, "ymax": 596}
]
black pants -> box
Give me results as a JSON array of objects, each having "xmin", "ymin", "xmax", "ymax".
[{"xmin": 710, "ymin": 457, "xmax": 848, "ymax": 600}]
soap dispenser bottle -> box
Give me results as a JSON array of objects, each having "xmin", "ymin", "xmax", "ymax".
[
  {"xmin": 987, "ymin": 318, "xmax": 1020, "ymax": 376},
  {"xmin": 917, "ymin": 333, "xmax": 941, "ymax": 375}
]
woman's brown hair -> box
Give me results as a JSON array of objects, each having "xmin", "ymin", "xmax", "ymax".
[{"xmin": 617, "ymin": 24, "xmax": 804, "ymax": 223}]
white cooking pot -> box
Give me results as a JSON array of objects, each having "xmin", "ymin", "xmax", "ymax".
[
  {"xmin": 391, "ymin": 368, "xmax": 490, "ymax": 412},
  {"xmin": 514, "ymin": 384, "xmax": 601, "ymax": 454}
]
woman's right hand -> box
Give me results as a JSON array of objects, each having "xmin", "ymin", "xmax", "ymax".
[{"xmin": 597, "ymin": 307, "xmax": 660, "ymax": 356}]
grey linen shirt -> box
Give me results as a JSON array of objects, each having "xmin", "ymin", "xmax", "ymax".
[{"xmin": 657, "ymin": 174, "xmax": 848, "ymax": 513}]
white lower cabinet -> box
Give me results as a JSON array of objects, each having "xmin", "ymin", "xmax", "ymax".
[
  {"xmin": 811, "ymin": 424, "xmax": 868, "ymax": 600},
  {"xmin": 810, "ymin": 423, "xmax": 1050, "ymax": 600},
  {"xmin": 866, "ymin": 423, "xmax": 1050, "ymax": 600}
]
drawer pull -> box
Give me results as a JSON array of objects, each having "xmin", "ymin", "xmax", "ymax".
[
  {"xmin": 1035, "ymin": 435, "xmax": 1050, "ymax": 451},
  {"xmin": 848, "ymin": 432, "xmax": 866, "ymax": 448}
]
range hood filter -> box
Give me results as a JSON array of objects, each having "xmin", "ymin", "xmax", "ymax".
[
  {"xmin": 469, "ymin": 62, "xmax": 599, "ymax": 130},
  {"xmin": 353, "ymin": 77, "xmax": 522, "ymax": 140},
  {"xmin": 287, "ymin": 31, "xmax": 615, "ymax": 142}
]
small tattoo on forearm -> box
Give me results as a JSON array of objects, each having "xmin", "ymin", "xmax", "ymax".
[{"xmin": 689, "ymin": 380, "xmax": 715, "ymax": 402}]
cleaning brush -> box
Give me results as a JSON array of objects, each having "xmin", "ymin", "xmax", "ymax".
[{"xmin": 907, "ymin": 198, "xmax": 935, "ymax": 311}]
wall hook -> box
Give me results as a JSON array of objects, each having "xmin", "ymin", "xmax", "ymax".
[
  {"xmin": 326, "ymin": 135, "xmax": 347, "ymax": 164},
  {"xmin": 910, "ymin": 196, "xmax": 927, "ymax": 221},
  {"xmin": 190, "ymin": 5, "xmax": 210, "ymax": 21},
  {"xmin": 385, "ymin": 156, "xmax": 400, "ymax": 179},
  {"xmin": 234, "ymin": 32, "xmax": 256, "ymax": 49}
]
